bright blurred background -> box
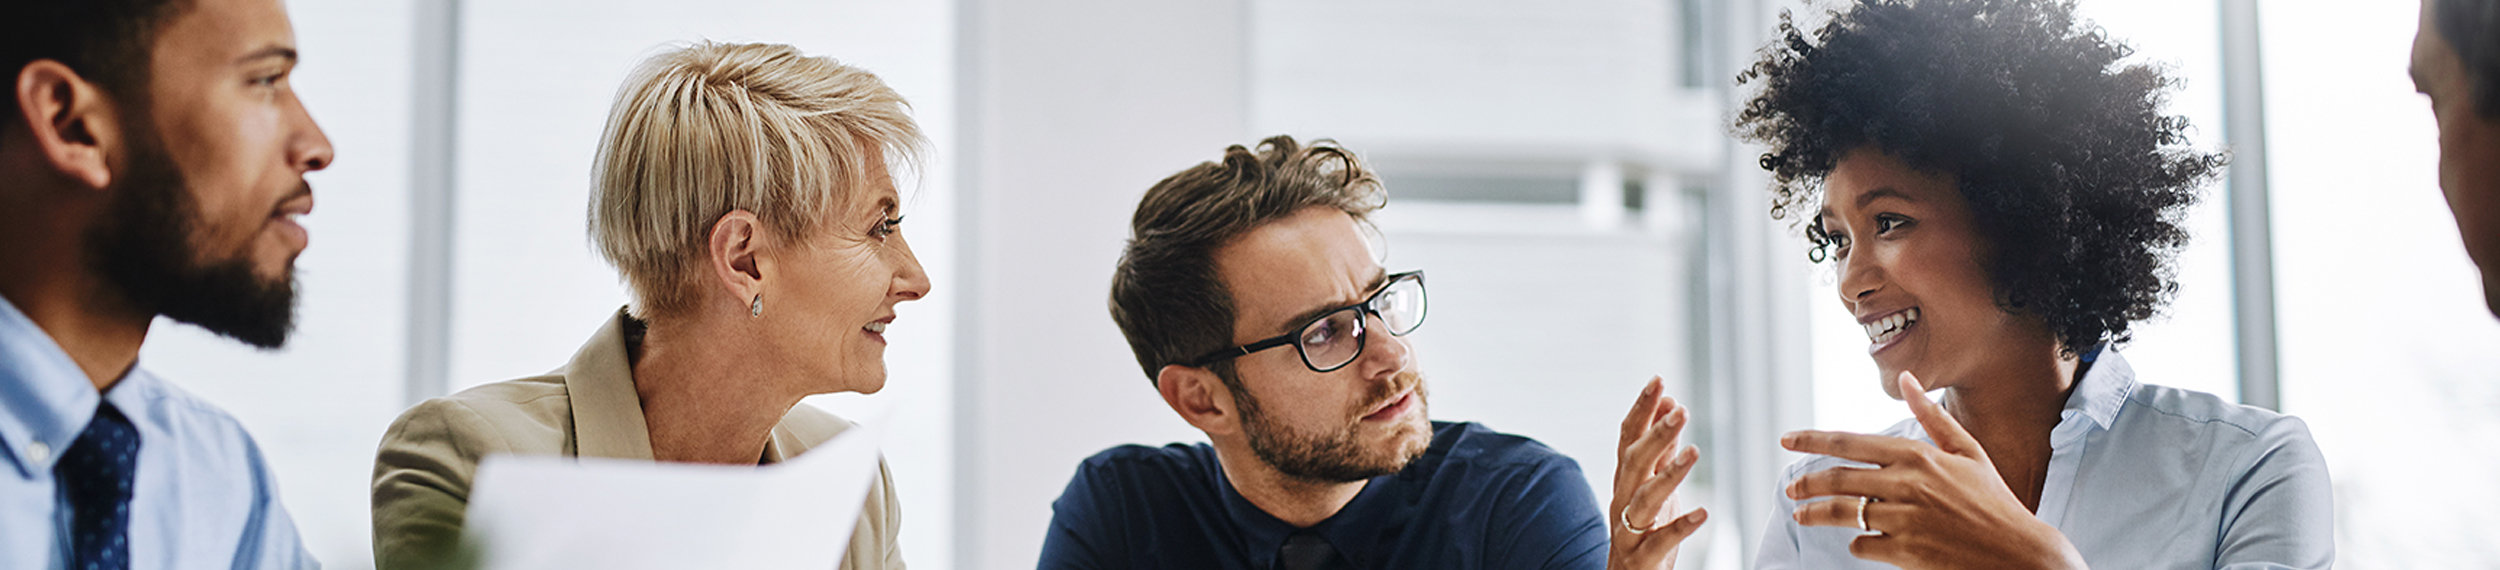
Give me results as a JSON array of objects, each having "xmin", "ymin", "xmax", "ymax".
[{"xmin": 131, "ymin": 0, "xmax": 2499, "ymax": 568}]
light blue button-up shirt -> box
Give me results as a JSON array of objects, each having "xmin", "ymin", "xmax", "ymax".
[
  {"xmin": 0, "ymin": 298, "xmax": 317, "ymax": 570},
  {"xmin": 1756, "ymin": 349, "xmax": 2334, "ymax": 570}
]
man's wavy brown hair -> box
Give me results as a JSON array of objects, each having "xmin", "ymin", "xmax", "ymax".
[{"xmin": 1110, "ymin": 135, "xmax": 1385, "ymax": 386}]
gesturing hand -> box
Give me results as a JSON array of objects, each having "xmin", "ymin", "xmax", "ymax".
[
  {"xmin": 1607, "ymin": 376, "xmax": 1706, "ymax": 570},
  {"xmin": 1778, "ymin": 372, "xmax": 2086, "ymax": 570}
]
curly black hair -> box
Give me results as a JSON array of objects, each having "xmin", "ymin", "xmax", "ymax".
[{"xmin": 1734, "ymin": 0, "xmax": 2226, "ymax": 353}]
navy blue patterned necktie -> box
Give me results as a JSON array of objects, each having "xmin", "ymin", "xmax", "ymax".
[{"xmin": 56, "ymin": 402, "xmax": 140, "ymax": 570}]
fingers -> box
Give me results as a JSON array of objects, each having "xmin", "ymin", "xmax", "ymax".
[
  {"xmin": 1621, "ymin": 398, "xmax": 1689, "ymax": 482},
  {"xmin": 1630, "ymin": 405, "xmax": 1687, "ymax": 473},
  {"xmin": 1651, "ymin": 507, "xmax": 1709, "ymax": 546},
  {"xmin": 1846, "ymin": 532, "xmax": 1904, "ymax": 564},
  {"xmin": 1620, "ymin": 507, "xmax": 1711, "ymax": 565},
  {"xmin": 1606, "ymin": 378, "xmax": 1708, "ymax": 569},
  {"xmin": 1779, "ymin": 430, "xmax": 1919, "ymax": 466},
  {"xmin": 1897, "ymin": 371, "xmax": 1982, "ymax": 458},
  {"xmin": 1784, "ymin": 465, "xmax": 1889, "ymax": 502},
  {"xmin": 1791, "ymin": 495, "xmax": 1900, "ymax": 530},
  {"xmin": 1614, "ymin": 378, "xmax": 1671, "ymax": 494},
  {"xmin": 1623, "ymin": 444, "xmax": 1700, "ymax": 526},
  {"xmin": 1791, "ymin": 496, "xmax": 1848, "ymax": 529},
  {"xmin": 1617, "ymin": 377, "xmax": 1664, "ymax": 453}
]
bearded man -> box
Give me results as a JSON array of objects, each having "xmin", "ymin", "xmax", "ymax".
[
  {"xmin": 1040, "ymin": 136, "xmax": 1706, "ymax": 570},
  {"xmin": 1, "ymin": 0, "xmax": 335, "ymax": 567}
]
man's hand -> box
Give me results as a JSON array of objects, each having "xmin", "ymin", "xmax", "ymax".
[
  {"xmin": 1608, "ymin": 376, "xmax": 1706, "ymax": 570},
  {"xmin": 1779, "ymin": 372, "xmax": 2086, "ymax": 570}
]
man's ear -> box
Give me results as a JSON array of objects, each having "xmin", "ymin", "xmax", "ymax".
[
  {"xmin": 12, "ymin": 60, "xmax": 119, "ymax": 190},
  {"xmin": 708, "ymin": 209, "xmax": 767, "ymax": 312},
  {"xmin": 1158, "ymin": 364, "xmax": 1240, "ymax": 436}
]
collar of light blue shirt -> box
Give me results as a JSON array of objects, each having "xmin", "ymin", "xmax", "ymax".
[
  {"xmin": 0, "ymin": 296, "xmax": 108, "ymax": 479},
  {"xmin": 2050, "ymin": 347, "xmax": 2139, "ymax": 447}
]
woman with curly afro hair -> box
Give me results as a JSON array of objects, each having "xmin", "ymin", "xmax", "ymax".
[{"xmin": 1733, "ymin": 0, "xmax": 2333, "ymax": 568}]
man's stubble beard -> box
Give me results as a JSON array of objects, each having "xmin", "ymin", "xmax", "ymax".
[
  {"xmin": 1232, "ymin": 369, "xmax": 1433, "ymax": 484},
  {"xmin": 82, "ymin": 115, "xmax": 301, "ymax": 350}
]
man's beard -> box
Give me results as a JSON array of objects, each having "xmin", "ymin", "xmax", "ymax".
[
  {"xmin": 1232, "ymin": 370, "xmax": 1432, "ymax": 484},
  {"xmin": 82, "ymin": 127, "xmax": 300, "ymax": 349}
]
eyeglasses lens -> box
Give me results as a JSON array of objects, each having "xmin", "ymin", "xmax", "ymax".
[
  {"xmin": 1299, "ymin": 309, "xmax": 1366, "ymax": 371},
  {"xmin": 1377, "ymin": 277, "xmax": 1425, "ymax": 335}
]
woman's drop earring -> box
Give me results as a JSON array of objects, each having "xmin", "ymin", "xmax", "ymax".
[{"xmin": 750, "ymin": 294, "xmax": 764, "ymax": 317}]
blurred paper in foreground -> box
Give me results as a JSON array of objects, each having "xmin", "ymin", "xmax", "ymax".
[{"xmin": 458, "ymin": 418, "xmax": 887, "ymax": 570}]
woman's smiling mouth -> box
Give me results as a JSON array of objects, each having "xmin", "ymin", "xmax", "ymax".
[{"xmin": 1862, "ymin": 307, "xmax": 1921, "ymax": 353}]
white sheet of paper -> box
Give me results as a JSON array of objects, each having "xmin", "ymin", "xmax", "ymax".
[{"xmin": 460, "ymin": 416, "xmax": 888, "ymax": 570}]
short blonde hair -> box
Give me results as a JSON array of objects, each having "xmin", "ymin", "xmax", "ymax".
[{"xmin": 589, "ymin": 41, "xmax": 925, "ymax": 318}]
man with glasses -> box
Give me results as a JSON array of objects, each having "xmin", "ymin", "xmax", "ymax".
[{"xmin": 1040, "ymin": 136, "xmax": 1706, "ymax": 570}]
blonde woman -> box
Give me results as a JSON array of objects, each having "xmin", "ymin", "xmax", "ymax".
[{"xmin": 370, "ymin": 42, "xmax": 928, "ymax": 570}]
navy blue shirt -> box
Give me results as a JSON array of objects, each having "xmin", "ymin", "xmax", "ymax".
[{"xmin": 1039, "ymin": 421, "xmax": 1608, "ymax": 570}]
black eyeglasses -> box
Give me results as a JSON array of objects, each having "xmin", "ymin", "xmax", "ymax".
[{"xmin": 1187, "ymin": 271, "xmax": 1428, "ymax": 373}]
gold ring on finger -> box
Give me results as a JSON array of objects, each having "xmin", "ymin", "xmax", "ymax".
[
  {"xmin": 1855, "ymin": 496, "xmax": 1877, "ymax": 534},
  {"xmin": 1621, "ymin": 506, "xmax": 1666, "ymax": 535}
]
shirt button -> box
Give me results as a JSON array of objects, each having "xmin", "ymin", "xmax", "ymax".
[{"xmin": 25, "ymin": 441, "xmax": 48, "ymax": 464}]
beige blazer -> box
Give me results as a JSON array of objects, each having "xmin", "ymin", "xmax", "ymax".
[{"xmin": 370, "ymin": 309, "xmax": 904, "ymax": 570}]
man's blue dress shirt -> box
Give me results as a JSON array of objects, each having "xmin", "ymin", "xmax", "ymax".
[
  {"xmin": 1039, "ymin": 421, "xmax": 1608, "ymax": 570},
  {"xmin": 0, "ymin": 298, "xmax": 317, "ymax": 569}
]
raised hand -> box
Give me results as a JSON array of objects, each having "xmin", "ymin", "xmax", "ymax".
[
  {"xmin": 1777, "ymin": 372, "xmax": 2087, "ymax": 570},
  {"xmin": 1607, "ymin": 376, "xmax": 1707, "ymax": 570}
]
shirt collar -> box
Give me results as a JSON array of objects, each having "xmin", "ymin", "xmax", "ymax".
[
  {"xmin": 565, "ymin": 307, "xmax": 804, "ymax": 464},
  {"xmin": 0, "ymin": 296, "xmax": 103, "ymax": 478},
  {"xmin": 565, "ymin": 308, "xmax": 658, "ymax": 460},
  {"xmin": 1214, "ymin": 463, "xmax": 1299, "ymax": 568},
  {"xmin": 2052, "ymin": 345, "xmax": 2137, "ymax": 445}
]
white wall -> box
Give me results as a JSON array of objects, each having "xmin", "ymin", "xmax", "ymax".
[
  {"xmin": 1251, "ymin": 0, "xmax": 1719, "ymax": 166},
  {"xmin": 1371, "ymin": 202, "xmax": 1711, "ymax": 564},
  {"xmin": 953, "ymin": 1, "xmax": 1251, "ymax": 567},
  {"xmin": 2264, "ymin": 3, "xmax": 2500, "ymax": 567}
]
